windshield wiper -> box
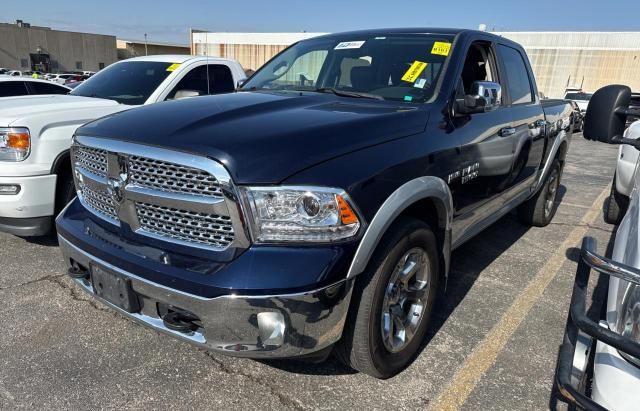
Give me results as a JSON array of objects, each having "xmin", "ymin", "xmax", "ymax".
[{"xmin": 314, "ymin": 87, "xmax": 384, "ymax": 100}]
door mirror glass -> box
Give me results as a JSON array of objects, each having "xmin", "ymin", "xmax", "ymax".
[
  {"xmin": 174, "ymin": 89, "xmax": 201, "ymax": 100},
  {"xmin": 583, "ymin": 84, "xmax": 631, "ymax": 144},
  {"xmin": 462, "ymin": 81, "xmax": 502, "ymax": 113}
]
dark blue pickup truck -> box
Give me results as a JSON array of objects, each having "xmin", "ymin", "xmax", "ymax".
[{"xmin": 56, "ymin": 28, "xmax": 573, "ymax": 378}]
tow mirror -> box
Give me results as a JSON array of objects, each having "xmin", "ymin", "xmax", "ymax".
[
  {"xmin": 459, "ymin": 81, "xmax": 502, "ymax": 114},
  {"xmin": 583, "ymin": 85, "xmax": 633, "ymax": 144}
]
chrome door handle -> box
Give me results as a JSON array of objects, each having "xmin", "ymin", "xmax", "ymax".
[{"xmin": 499, "ymin": 127, "xmax": 516, "ymax": 137}]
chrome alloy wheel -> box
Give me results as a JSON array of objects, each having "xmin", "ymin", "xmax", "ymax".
[
  {"xmin": 544, "ymin": 167, "xmax": 560, "ymax": 218},
  {"xmin": 381, "ymin": 247, "xmax": 430, "ymax": 353}
]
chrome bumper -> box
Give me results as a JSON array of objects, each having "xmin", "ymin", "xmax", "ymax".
[{"xmin": 58, "ymin": 235, "xmax": 353, "ymax": 358}]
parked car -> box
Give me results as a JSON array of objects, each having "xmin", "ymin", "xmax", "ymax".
[
  {"xmin": 556, "ymin": 84, "xmax": 640, "ymax": 411},
  {"xmin": 565, "ymin": 90, "xmax": 593, "ymax": 112},
  {"xmin": 0, "ymin": 68, "xmax": 9, "ymax": 75},
  {"xmin": 49, "ymin": 73, "xmax": 77, "ymax": 84},
  {"xmin": 56, "ymin": 28, "xmax": 574, "ymax": 378},
  {"xmin": 0, "ymin": 55, "xmax": 245, "ymax": 236},
  {"xmin": 7, "ymin": 70, "xmax": 23, "ymax": 77},
  {"xmin": 0, "ymin": 77, "xmax": 70, "ymax": 98},
  {"xmin": 569, "ymin": 100, "xmax": 584, "ymax": 132}
]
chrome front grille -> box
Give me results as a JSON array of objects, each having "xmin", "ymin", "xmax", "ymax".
[
  {"xmin": 80, "ymin": 183, "xmax": 118, "ymax": 222},
  {"xmin": 129, "ymin": 156, "xmax": 223, "ymax": 198},
  {"xmin": 71, "ymin": 136, "xmax": 246, "ymax": 251},
  {"xmin": 136, "ymin": 202, "xmax": 234, "ymax": 248},
  {"xmin": 74, "ymin": 146, "xmax": 107, "ymax": 177}
]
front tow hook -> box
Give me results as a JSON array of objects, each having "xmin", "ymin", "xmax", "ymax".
[{"xmin": 162, "ymin": 311, "xmax": 199, "ymax": 334}]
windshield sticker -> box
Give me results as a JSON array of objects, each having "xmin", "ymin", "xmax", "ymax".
[
  {"xmin": 166, "ymin": 63, "xmax": 181, "ymax": 72},
  {"xmin": 431, "ymin": 42, "xmax": 452, "ymax": 56},
  {"xmin": 334, "ymin": 41, "xmax": 365, "ymax": 50},
  {"xmin": 414, "ymin": 78, "xmax": 427, "ymax": 89},
  {"xmin": 404, "ymin": 96, "xmax": 414, "ymax": 102},
  {"xmin": 401, "ymin": 61, "xmax": 428, "ymax": 83}
]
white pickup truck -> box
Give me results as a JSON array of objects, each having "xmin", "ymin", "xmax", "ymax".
[{"xmin": 0, "ymin": 54, "xmax": 246, "ymax": 236}]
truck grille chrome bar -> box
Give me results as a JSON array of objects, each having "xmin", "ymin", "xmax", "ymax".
[{"xmin": 70, "ymin": 136, "xmax": 249, "ymax": 251}]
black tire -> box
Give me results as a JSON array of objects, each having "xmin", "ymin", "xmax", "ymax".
[
  {"xmin": 518, "ymin": 159, "xmax": 563, "ymax": 227},
  {"xmin": 336, "ymin": 217, "xmax": 439, "ymax": 378},
  {"xmin": 55, "ymin": 171, "xmax": 76, "ymax": 216},
  {"xmin": 604, "ymin": 174, "xmax": 629, "ymax": 225}
]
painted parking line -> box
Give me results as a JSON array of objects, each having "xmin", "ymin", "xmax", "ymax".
[{"xmin": 430, "ymin": 185, "xmax": 611, "ymax": 411}]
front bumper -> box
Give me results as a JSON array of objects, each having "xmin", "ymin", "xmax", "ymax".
[
  {"xmin": 555, "ymin": 237, "xmax": 640, "ymax": 411},
  {"xmin": 58, "ymin": 235, "xmax": 354, "ymax": 358},
  {"xmin": 0, "ymin": 173, "xmax": 57, "ymax": 235}
]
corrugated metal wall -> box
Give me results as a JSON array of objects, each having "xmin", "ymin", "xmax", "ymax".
[{"xmin": 498, "ymin": 32, "xmax": 640, "ymax": 97}]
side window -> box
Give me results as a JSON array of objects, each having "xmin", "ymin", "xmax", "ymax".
[
  {"xmin": 207, "ymin": 64, "xmax": 235, "ymax": 94},
  {"xmin": 498, "ymin": 45, "xmax": 534, "ymax": 104},
  {"xmin": 29, "ymin": 81, "xmax": 69, "ymax": 95},
  {"xmin": 460, "ymin": 42, "xmax": 497, "ymax": 96},
  {"xmin": 0, "ymin": 82, "xmax": 29, "ymax": 97},
  {"xmin": 166, "ymin": 64, "xmax": 236, "ymax": 100}
]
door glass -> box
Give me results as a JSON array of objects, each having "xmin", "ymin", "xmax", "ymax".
[
  {"xmin": 29, "ymin": 81, "xmax": 69, "ymax": 95},
  {"xmin": 0, "ymin": 82, "xmax": 29, "ymax": 97},
  {"xmin": 499, "ymin": 45, "xmax": 534, "ymax": 104}
]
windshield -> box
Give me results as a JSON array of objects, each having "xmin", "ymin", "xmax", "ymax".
[
  {"xmin": 241, "ymin": 34, "xmax": 454, "ymax": 103},
  {"xmin": 71, "ymin": 61, "xmax": 174, "ymax": 105},
  {"xmin": 565, "ymin": 92, "xmax": 592, "ymax": 101}
]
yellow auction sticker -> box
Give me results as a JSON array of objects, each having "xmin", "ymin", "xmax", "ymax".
[
  {"xmin": 166, "ymin": 63, "xmax": 181, "ymax": 72},
  {"xmin": 401, "ymin": 61, "xmax": 428, "ymax": 83},
  {"xmin": 431, "ymin": 42, "xmax": 452, "ymax": 56}
]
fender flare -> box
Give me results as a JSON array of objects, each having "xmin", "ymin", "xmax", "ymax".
[{"xmin": 346, "ymin": 176, "xmax": 453, "ymax": 279}]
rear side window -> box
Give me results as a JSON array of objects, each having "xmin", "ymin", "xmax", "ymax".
[
  {"xmin": 499, "ymin": 45, "xmax": 534, "ymax": 104},
  {"xmin": 0, "ymin": 81, "xmax": 29, "ymax": 97},
  {"xmin": 28, "ymin": 81, "xmax": 69, "ymax": 95}
]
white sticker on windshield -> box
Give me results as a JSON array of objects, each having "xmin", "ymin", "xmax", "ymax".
[
  {"xmin": 335, "ymin": 41, "xmax": 365, "ymax": 50},
  {"xmin": 414, "ymin": 78, "xmax": 427, "ymax": 88}
]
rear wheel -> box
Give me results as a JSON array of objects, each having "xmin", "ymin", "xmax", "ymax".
[
  {"xmin": 518, "ymin": 159, "xmax": 562, "ymax": 227},
  {"xmin": 604, "ymin": 174, "xmax": 629, "ymax": 225},
  {"xmin": 336, "ymin": 217, "xmax": 439, "ymax": 378}
]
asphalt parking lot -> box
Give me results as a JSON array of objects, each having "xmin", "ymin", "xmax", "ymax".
[{"xmin": 0, "ymin": 134, "xmax": 619, "ymax": 410}]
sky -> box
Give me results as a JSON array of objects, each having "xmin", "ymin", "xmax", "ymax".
[{"xmin": 2, "ymin": 0, "xmax": 639, "ymax": 44}]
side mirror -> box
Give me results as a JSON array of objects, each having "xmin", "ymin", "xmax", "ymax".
[
  {"xmin": 583, "ymin": 85, "xmax": 631, "ymax": 144},
  {"xmin": 458, "ymin": 81, "xmax": 502, "ymax": 114},
  {"xmin": 237, "ymin": 78, "xmax": 247, "ymax": 89},
  {"xmin": 174, "ymin": 89, "xmax": 201, "ymax": 100}
]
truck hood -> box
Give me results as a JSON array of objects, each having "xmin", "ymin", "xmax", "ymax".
[
  {"xmin": 78, "ymin": 91, "xmax": 429, "ymax": 183},
  {"xmin": 0, "ymin": 94, "xmax": 121, "ymax": 125}
]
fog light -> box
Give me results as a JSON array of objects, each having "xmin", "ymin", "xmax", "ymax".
[
  {"xmin": 0, "ymin": 184, "xmax": 20, "ymax": 195},
  {"xmin": 257, "ymin": 311, "xmax": 285, "ymax": 347}
]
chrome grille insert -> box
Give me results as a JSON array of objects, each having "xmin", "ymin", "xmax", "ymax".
[
  {"xmin": 136, "ymin": 202, "xmax": 234, "ymax": 248},
  {"xmin": 80, "ymin": 183, "xmax": 118, "ymax": 222},
  {"xmin": 73, "ymin": 145, "xmax": 108, "ymax": 177},
  {"xmin": 70, "ymin": 136, "xmax": 248, "ymax": 252},
  {"xmin": 129, "ymin": 156, "xmax": 223, "ymax": 198}
]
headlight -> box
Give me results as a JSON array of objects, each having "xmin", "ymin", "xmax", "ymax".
[
  {"xmin": 0, "ymin": 127, "xmax": 31, "ymax": 161},
  {"xmin": 242, "ymin": 186, "xmax": 361, "ymax": 242},
  {"xmin": 617, "ymin": 283, "xmax": 640, "ymax": 366}
]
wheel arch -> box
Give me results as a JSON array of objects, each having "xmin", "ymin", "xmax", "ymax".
[{"xmin": 347, "ymin": 176, "xmax": 453, "ymax": 280}]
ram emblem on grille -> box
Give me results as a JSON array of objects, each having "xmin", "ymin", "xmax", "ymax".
[{"xmin": 106, "ymin": 154, "xmax": 129, "ymax": 210}]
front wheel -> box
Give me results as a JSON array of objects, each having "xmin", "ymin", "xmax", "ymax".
[
  {"xmin": 518, "ymin": 159, "xmax": 562, "ymax": 227},
  {"xmin": 604, "ymin": 174, "xmax": 629, "ymax": 225},
  {"xmin": 336, "ymin": 217, "xmax": 439, "ymax": 378}
]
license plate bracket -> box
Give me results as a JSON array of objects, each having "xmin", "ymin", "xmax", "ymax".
[{"xmin": 90, "ymin": 264, "xmax": 140, "ymax": 313}]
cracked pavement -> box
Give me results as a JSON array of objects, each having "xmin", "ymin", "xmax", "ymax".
[{"xmin": 0, "ymin": 135, "xmax": 619, "ymax": 410}]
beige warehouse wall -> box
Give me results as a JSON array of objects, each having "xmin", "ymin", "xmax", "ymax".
[{"xmin": 0, "ymin": 23, "xmax": 117, "ymax": 72}]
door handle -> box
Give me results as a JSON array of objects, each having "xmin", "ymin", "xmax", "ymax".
[{"xmin": 499, "ymin": 127, "xmax": 516, "ymax": 137}]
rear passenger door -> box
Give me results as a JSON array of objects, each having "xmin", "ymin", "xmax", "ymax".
[
  {"xmin": 496, "ymin": 44, "xmax": 546, "ymax": 204},
  {"xmin": 0, "ymin": 81, "xmax": 29, "ymax": 97}
]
